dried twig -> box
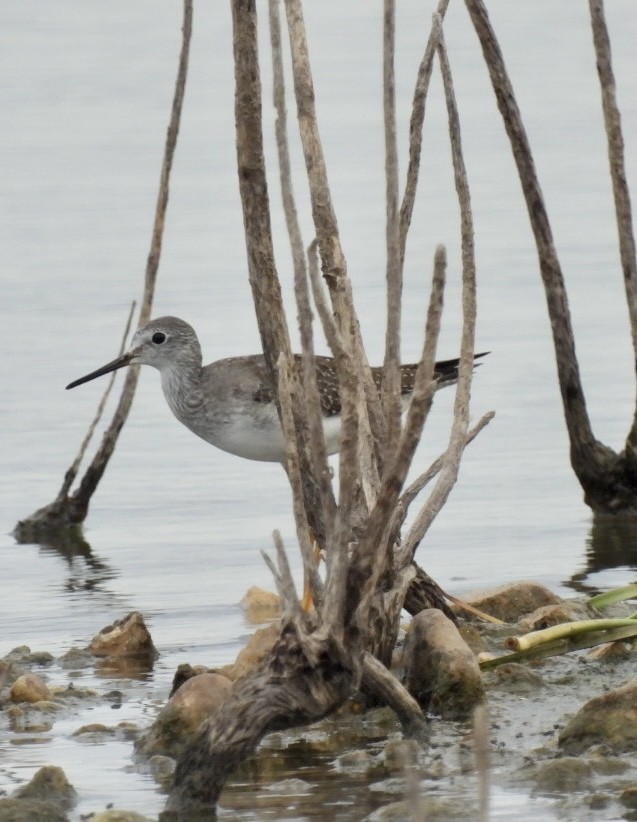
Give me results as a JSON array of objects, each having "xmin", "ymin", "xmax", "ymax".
[
  {"xmin": 57, "ymin": 301, "xmax": 136, "ymax": 501},
  {"xmin": 268, "ymin": 0, "xmax": 336, "ymax": 530},
  {"xmin": 463, "ymin": 0, "xmax": 608, "ymax": 481},
  {"xmin": 473, "ymin": 703, "xmax": 491, "ymax": 822},
  {"xmin": 261, "ymin": 530, "xmax": 303, "ymax": 622},
  {"xmin": 70, "ymin": 0, "xmax": 194, "ymax": 516},
  {"xmin": 277, "ymin": 352, "xmax": 324, "ymax": 605},
  {"xmin": 233, "ymin": 0, "xmax": 290, "ymax": 374},
  {"xmin": 307, "ymin": 240, "xmax": 348, "ymax": 364},
  {"xmin": 588, "ymin": 0, "xmax": 637, "ymax": 448},
  {"xmin": 399, "ymin": 0, "xmax": 450, "ymax": 261},
  {"xmin": 14, "ymin": 1, "xmax": 193, "ymax": 534},
  {"xmin": 382, "ymin": 0, "xmax": 403, "ymax": 460},
  {"xmin": 362, "ymin": 652, "xmax": 427, "ymax": 736},
  {"xmin": 400, "ymin": 23, "xmax": 478, "ymax": 559},
  {"xmin": 354, "ymin": 245, "xmax": 447, "ymax": 620},
  {"xmin": 236, "ymin": 0, "xmax": 329, "ymax": 559},
  {"xmin": 394, "ymin": 410, "xmax": 495, "ymax": 555},
  {"xmin": 283, "ymin": 0, "xmax": 385, "ymax": 472}
]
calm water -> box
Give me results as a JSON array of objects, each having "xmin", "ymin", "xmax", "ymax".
[{"xmin": 2, "ymin": 1, "xmax": 637, "ymax": 818}]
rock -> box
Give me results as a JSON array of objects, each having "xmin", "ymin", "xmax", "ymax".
[
  {"xmin": 517, "ymin": 603, "xmax": 575, "ymax": 633},
  {"xmin": 456, "ymin": 622, "xmax": 487, "ymax": 655},
  {"xmin": 169, "ymin": 663, "xmax": 210, "ymax": 697},
  {"xmin": 58, "ymin": 647, "xmax": 94, "ymax": 669},
  {"xmin": 89, "ymin": 612, "xmax": 158, "ymax": 659},
  {"xmin": 587, "ymin": 639, "xmax": 634, "ymax": 661},
  {"xmin": 621, "ymin": 787, "xmax": 637, "ymax": 809},
  {"xmin": 366, "ymin": 795, "xmax": 475, "ymax": 820},
  {"xmin": 241, "ymin": 586, "xmax": 281, "ymax": 622},
  {"xmin": 50, "ymin": 683, "xmax": 96, "ymax": 701},
  {"xmin": 13, "ymin": 765, "xmax": 77, "ymax": 810},
  {"xmin": 136, "ymin": 672, "xmax": 232, "ymax": 757},
  {"xmin": 588, "ymin": 793, "xmax": 611, "ymax": 810},
  {"xmin": 532, "ymin": 757, "xmax": 593, "ymax": 793},
  {"xmin": 488, "ymin": 662, "xmax": 545, "ymax": 694},
  {"xmin": 0, "ymin": 798, "xmax": 68, "ymax": 821},
  {"xmin": 2, "ymin": 646, "xmax": 31, "ymax": 661},
  {"xmin": 460, "ymin": 581, "xmax": 561, "ymax": 623},
  {"xmin": 368, "ymin": 777, "xmax": 407, "ymax": 795},
  {"xmin": 402, "ymin": 610, "xmax": 484, "ymax": 719},
  {"xmin": 89, "ymin": 812, "xmax": 154, "ymax": 822},
  {"xmin": 559, "ymin": 677, "xmax": 637, "ymax": 754},
  {"xmin": 590, "ymin": 754, "xmax": 630, "ymax": 776},
  {"xmin": 366, "ymin": 799, "xmax": 413, "ymax": 820},
  {"xmin": 167, "ymin": 672, "xmax": 233, "ymax": 732},
  {"xmin": 2, "ymin": 646, "xmax": 52, "ymax": 666},
  {"xmin": 217, "ymin": 622, "xmax": 280, "ymax": 681},
  {"xmin": 103, "ymin": 689, "xmax": 125, "ymax": 707},
  {"xmin": 0, "ymin": 660, "xmax": 22, "ymax": 689},
  {"xmin": 382, "ymin": 738, "xmax": 422, "ymax": 773},
  {"xmin": 146, "ymin": 754, "xmax": 176, "ymax": 782},
  {"xmin": 334, "ymin": 749, "xmax": 374, "ymax": 772},
  {"xmin": 263, "ymin": 777, "xmax": 312, "ymax": 794},
  {"xmin": 9, "ymin": 673, "xmax": 52, "ymax": 703},
  {"xmin": 72, "ymin": 723, "xmax": 116, "ymax": 737},
  {"xmin": 8, "ymin": 706, "xmax": 55, "ymax": 734}
]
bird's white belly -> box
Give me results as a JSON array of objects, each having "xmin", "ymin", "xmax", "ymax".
[{"xmin": 198, "ymin": 407, "xmax": 342, "ymax": 463}]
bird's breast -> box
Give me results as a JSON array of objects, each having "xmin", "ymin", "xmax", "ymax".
[{"xmin": 199, "ymin": 403, "xmax": 286, "ymax": 462}]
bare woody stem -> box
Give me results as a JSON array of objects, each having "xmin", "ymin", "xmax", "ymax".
[
  {"xmin": 588, "ymin": 0, "xmax": 637, "ymax": 450},
  {"xmin": 232, "ymin": 0, "xmax": 291, "ymax": 376},
  {"xmin": 71, "ymin": 0, "xmax": 193, "ymax": 517},
  {"xmin": 57, "ymin": 301, "xmax": 136, "ymax": 502},
  {"xmin": 464, "ymin": 0, "xmax": 610, "ymax": 480},
  {"xmin": 268, "ymin": 0, "xmax": 336, "ymax": 529},
  {"xmin": 382, "ymin": 0, "xmax": 403, "ymax": 461},
  {"xmin": 400, "ymin": 20, "xmax": 480, "ymax": 560},
  {"xmin": 283, "ymin": 0, "xmax": 386, "ymax": 474},
  {"xmin": 399, "ymin": 0, "xmax": 450, "ymax": 262},
  {"xmin": 15, "ymin": 1, "xmax": 193, "ymax": 536}
]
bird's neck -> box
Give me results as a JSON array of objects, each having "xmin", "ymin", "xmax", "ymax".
[{"xmin": 160, "ymin": 361, "xmax": 205, "ymax": 423}]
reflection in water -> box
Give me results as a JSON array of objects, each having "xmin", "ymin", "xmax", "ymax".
[
  {"xmin": 14, "ymin": 524, "xmax": 119, "ymax": 597},
  {"xmin": 12, "ymin": 530, "xmax": 155, "ymax": 680},
  {"xmin": 567, "ymin": 516, "xmax": 637, "ymax": 594},
  {"xmin": 94, "ymin": 655, "xmax": 156, "ymax": 680},
  {"xmin": 220, "ymin": 716, "xmax": 395, "ymax": 819}
]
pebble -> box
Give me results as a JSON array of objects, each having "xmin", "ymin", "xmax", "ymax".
[{"xmin": 9, "ymin": 673, "xmax": 52, "ymax": 703}]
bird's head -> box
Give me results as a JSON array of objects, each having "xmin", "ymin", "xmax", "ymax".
[{"xmin": 66, "ymin": 316, "xmax": 202, "ymax": 389}]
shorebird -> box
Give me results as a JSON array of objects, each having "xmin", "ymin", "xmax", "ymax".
[{"xmin": 66, "ymin": 316, "xmax": 485, "ymax": 462}]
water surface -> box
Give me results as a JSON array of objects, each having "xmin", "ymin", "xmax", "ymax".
[{"xmin": 2, "ymin": 1, "xmax": 637, "ymax": 818}]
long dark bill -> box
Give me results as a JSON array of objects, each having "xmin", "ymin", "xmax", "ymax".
[{"xmin": 66, "ymin": 352, "xmax": 135, "ymax": 390}]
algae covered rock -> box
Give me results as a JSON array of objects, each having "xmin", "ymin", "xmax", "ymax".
[
  {"xmin": 0, "ymin": 798, "xmax": 68, "ymax": 822},
  {"xmin": 461, "ymin": 581, "xmax": 561, "ymax": 623},
  {"xmin": 89, "ymin": 611, "xmax": 158, "ymax": 660},
  {"xmin": 559, "ymin": 677, "xmax": 637, "ymax": 754},
  {"xmin": 402, "ymin": 609, "xmax": 484, "ymax": 719},
  {"xmin": 9, "ymin": 673, "xmax": 52, "ymax": 704},
  {"xmin": 0, "ymin": 764, "xmax": 77, "ymax": 821},
  {"xmin": 13, "ymin": 765, "xmax": 76, "ymax": 810},
  {"xmin": 241, "ymin": 586, "xmax": 281, "ymax": 622},
  {"xmin": 137, "ymin": 672, "xmax": 232, "ymax": 757},
  {"xmin": 216, "ymin": 622, "xmax": 279, "ymax": 681}
]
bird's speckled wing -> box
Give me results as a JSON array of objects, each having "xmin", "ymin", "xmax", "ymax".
[
  {"xmin": 249, "ymin": 353, "xmax": 487, "ymax": 418},
  {"xmin": 249, "ymin": 355, "xmax": 341, "ymax": 416}
]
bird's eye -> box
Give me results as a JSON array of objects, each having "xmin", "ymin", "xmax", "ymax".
[{"xmin": 152, "ymin": 332, "xmax": 166, "ymax": 345}]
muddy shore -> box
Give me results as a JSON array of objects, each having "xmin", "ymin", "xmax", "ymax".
[{"xmin": 2, "ymin": 582, "xmax": 637, "ymax": 821}]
